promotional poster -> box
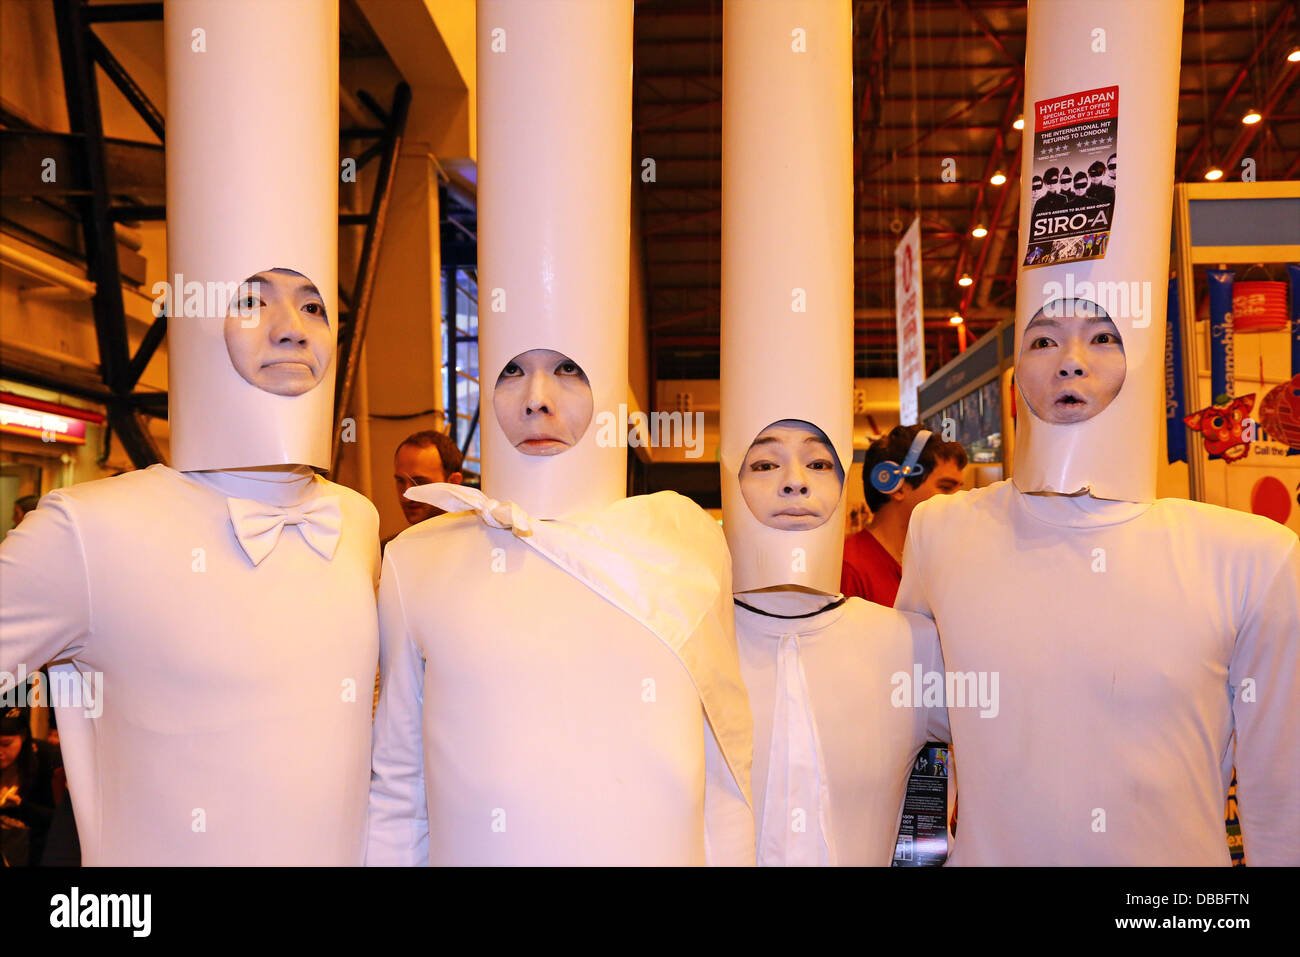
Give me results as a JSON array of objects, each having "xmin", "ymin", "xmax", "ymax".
[
  {"xmin": 1023, "ymin": 86, "xmax": 1118, "ymax": 269},
  {"xmin": 892, "ymin": 744, "xmax": 950, "ymax": 868}
]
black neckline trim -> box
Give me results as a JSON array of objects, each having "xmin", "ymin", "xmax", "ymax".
[{"xmin": 733, "ymin": 595, "xmax": 848, "ymax": 620}]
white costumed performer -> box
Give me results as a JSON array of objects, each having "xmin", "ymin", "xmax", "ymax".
[
  {"xmin": 363, "ymin": 0, "xmax": 753, "ymax": 867},
  {"xmin": 719, "ymin": 0, "xmax": 948, "ymax": 867},
  {"xmin": 896, "ymin": 0, "xmax": 1299, "ymax": 865},
  {"xmin": 0, "ymin": 0, "xmax": 378, "ymax": 865}
]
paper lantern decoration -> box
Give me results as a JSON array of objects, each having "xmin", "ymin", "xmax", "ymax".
[
  {"xmin": 1258, "ymin": 374, "xmax": 1300, "ymax": 451},
  {"xmin": 1183, "ymin": 394, "xmax": 1255, "ymax": 463},
  {"xmin": 1232, "ymin": 281, "xmax": 1289, "ymax": 333}
]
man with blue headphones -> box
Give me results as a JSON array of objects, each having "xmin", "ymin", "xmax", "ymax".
[{"xmin": 842, "ymin": 426, "xmax": 967, "ymax": 607}]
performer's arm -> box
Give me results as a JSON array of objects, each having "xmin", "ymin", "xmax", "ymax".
[
  {"xmin": 0, "ymin": 493, "xmax": 91, "ymax": 694},
  {"xmin": 893, "ymin": 501, "xmax": 933, "ymax": 622},
  {"xmin": 906, "ymin": 610, "xmax": 951, "ymax": 744},
  {"xmin": 364, "ymin": 552, "xmax": 429, "ymax": 866},
  {"xmin": 1230, "ymin": 539, "xmax": 1300, "ymax": 867}
]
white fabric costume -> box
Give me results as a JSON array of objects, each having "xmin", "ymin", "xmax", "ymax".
[
  {"xmin": 736, "ymin": 597, "xmax": 948, "ymax": 866},
  {"xmin": 897, "ymin": 482, "xmax": 1299, "ymax": 865},
  {"xmin": 0, "ymin": 465, "xmax": 379, "ymax": 864},
  {"xmin": 0, "ymin": 0, "xmax": 378, "ymax": 865},
  {"xmin": 894, "ymin": 0, "xmax": 1300, "ymax": 866},
  {"xmin": 719, "ymin": 0, "xmax": 933, "ymax": 867},
  {"xmin": 365, "ymin": 486, "xmax": 752, "ymax": 866},
  {"xmin": 365, "ymin": 1, "xmax": 754, "ymax": 866}
]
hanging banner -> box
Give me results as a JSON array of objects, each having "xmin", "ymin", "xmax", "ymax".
[
  {"xmin": 1022, "ymin": 86, "xmax": 1118, "ymax": 269},
  {"xmin": 1208, "ymin": 268, "xmax": 1235, "ymax": 405},
  {"xmin": 895, "ymin": 217, "xmax": 925, "ymax": 426},
  {"xmin": 1165, "ymin": 278, "xmax": 1187, "ymax": 464},
  {"xmin": 1289, "ymin": 264, "xmax": 1300, "ymax": 375},
  {"xmin": 1225, "ymin": 768, "xmax": 1245, "ymax": 866},
  {"xmin": 1285, "ymin": 264, "xmax": 1300, "ymax": 458}
]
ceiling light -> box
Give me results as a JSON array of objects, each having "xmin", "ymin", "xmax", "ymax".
[
  {"xmin": 971, "ymin": 224, "xmax": 988, "ymax": 238},
  {"xmin": 1012, "ymin": 116, "xmax": 1025, "ymax": 131},
  {"xmin": 1287, "ymin": 44, "xmax": 1300, "ymax": 63},
  {"xmin": 1204, "ymin": 165, "xmax": 1224, "ymax": 181},
  {"xmin": 989, "ymin": 171, "xmax": 1007, "ymax": 186},
  {"xmin": 1241, "ymin": 108, "xmax": 1262, "ymax": 125},
  {"xmin": 949, "ymin": 313, "xmax": 964, "ymax": 325},
  {"xmin": 958, "ymin": 273, "xmax": 974, "ymax": 287}
]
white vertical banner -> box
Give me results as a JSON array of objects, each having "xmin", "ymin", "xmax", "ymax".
[{"xmin": 895, "ymin": 217, "xmax": 925, "ymax": 425}]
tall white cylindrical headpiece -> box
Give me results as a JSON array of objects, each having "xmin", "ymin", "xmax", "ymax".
[
  {"xmin": 164, "ymin": 0, "xmax": 339, "ymax": 472},
  {"xmin": 720, "ymin": 0, "xmax": 854, "ymax": 595},
  {"xmin": 1012, "ymin": 0, "xmax": 1182, "ymax": 502},
  {"xmin": 476, "ymin": 0, "xmax": 633, "ymax": 519}
]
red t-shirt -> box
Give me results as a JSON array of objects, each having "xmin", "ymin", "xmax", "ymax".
[{"xmin": 840, "ymin": 529, "xmax": 902, "ymax": 607}]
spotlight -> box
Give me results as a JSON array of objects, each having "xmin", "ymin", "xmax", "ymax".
[
  {"xmin": 1204, "ymin": 165, "xmax": 1224, "ymax": 181},
  {"xmin": 1241, "ymin": 108, "xmax": 1262, "ymax": 125},
  {"xmin": 949, "ymin": 313, "xmax": 964, "ymax": 325},
  {"xmin": 1012, "ymin": 116, "xmax": 1025, "ymax": 131},
  {"xmin": 958, "ymin": 273, "xmax": 974, "ymax": 287},
  {"xmin": 1287, "ymin": 44, "xmax": 1300, "ymax": 63},
  {"xmin": 971, "ymin": 224, "xmax": 988, "ymax": 238},
  {"xmin": 990, "ymin": 171, "xmax": 1007, "ymax": 186}
]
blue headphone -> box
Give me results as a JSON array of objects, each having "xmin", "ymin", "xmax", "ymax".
[{"xmin": 869, "ymin": 430, "xmax": 932, "ymax": 494}]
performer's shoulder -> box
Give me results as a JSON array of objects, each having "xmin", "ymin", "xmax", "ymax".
[
  {"xmin": 315, "ymin": 475, "xmax": 380, "ymax": 526},
  {"xmin": 841, "ymin": 594, "xmax": 936, "ymax": 636},
  {"xmin": 628, "ymin": 489, "xmax": 725, "ymax": 540},
  {"xmin": 385, "ymin": 509, "xmax": 482, "ymax": 553},
  {"xmin": 912, "ymin": 479, "xmax": 1012, "ymax": 527},
  {"xmin": 1153, "ymin": 496, "xmax": 1298, "ymax": 555},
  {"xmin": 39, "ymin": 463, "xmax": 175, "ymax": 510}
]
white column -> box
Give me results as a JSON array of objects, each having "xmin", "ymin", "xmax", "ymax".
[
  {"xmin": 165, "ymin": 0, "xmax": 339, "ymax": 471},
  {"xmin": 1012, "ymin": 0, "xmax": 1183, "ymax": 502},
  {"xmin": 476, "ymin": 0, "xmax": 633, "ymax": 518},
  {"xmin": 720, "ymin": 0, "xmax": 854, "ymax": 594}
]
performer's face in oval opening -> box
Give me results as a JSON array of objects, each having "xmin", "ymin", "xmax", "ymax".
[
  {"xmin": 494, "ymin": 349, "xmax": 593, "ymax": 456},
  {"xmin": 739, "ymin": 419, "xmax": 844, "ymax": 531},
  {"xmin": 224, "ymin": 269, "xmax": 332, "ymax": 396},
  {"xmin": 1018, "ymin": 299, "xmax": 1126, "ymax": 425}
]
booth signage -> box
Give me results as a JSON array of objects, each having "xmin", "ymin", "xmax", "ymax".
[{"xmin": 0, "ymin": 401, "xmax": 89, "ymax": 444}]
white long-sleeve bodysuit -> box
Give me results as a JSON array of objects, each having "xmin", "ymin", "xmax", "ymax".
[
  {"xmin": 0, "ymin": 464, "xmax": 379, "ymax": 865},
  {"xmin": 365, "ymin": 490, "xmax": 754, "ymax": 866},
  {"xmin": 896, "ymin": 480, "xmax": 1300, "ymax": 866},
  {"xmin": 736, "ymin": 596, "xmax": 949, "ymax": 866}
]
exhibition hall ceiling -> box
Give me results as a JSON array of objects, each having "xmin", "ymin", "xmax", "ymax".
[{"xmin": 633, "ymin": 0, "xmax": 1299, "ymax": 378}]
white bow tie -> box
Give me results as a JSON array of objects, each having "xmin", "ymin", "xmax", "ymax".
[{"xmin": 227, "ymin": 495, "xmax": 343, "ymax": 566}]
